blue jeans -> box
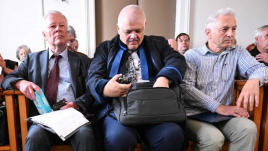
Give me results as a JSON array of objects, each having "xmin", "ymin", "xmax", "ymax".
[
  {"xmin": 101, "ymin": 116, "xmax": 185, "ymax": 151},
  {"xmin": 25, "ymin": 124, "xmax": 96, "ymax": 151}
]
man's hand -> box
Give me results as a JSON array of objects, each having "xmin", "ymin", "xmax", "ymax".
[
  {"xmin": 0, "ymin": 54, "xmax": 6, "ymax": 69},
  {"xmin": 14, "ymin": 80, "xmax": 41, "ymax": 100},
  {"xmin": 236, "ymin": 79, "xmax": 259, "ymax": 111},
  {"xmin": 103, "ymin": 74, "xmax": 131, "ymax": 97},
  {"xmin": 153, "ymin": 77, "xmax": 170, "ymax": 88},
  {"xmin": 215, "ymin": 104, "xmax": 249, "ymax": 118},
  {"xmin": 60, "ymin": 102, "xmax": 79, "ymax": 110},
  {"xmin": 256, "ymin": 53, "xmax": 268, "ymax": 63}
]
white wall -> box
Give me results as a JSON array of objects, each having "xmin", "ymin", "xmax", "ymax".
[
  {"xmin": 0, "ymin": 0, "xmax": 43, "ymax": 63},
  {"xmin": 0, "ymin": 0, "xmax": 90, "ymax": 63},
  {"xmin": 189, "ymin": 0, "xmax": 268, "ymax": 48}
]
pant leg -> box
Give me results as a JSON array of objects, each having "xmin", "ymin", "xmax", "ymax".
[
  {"xmin": 214, "ymin": 117, "xmax": 257, "ymax": 151},
  {"xmin": 66, "ymin": 124, "xmax": 96, "ymax": 151},
  {"xmin": 25, "ymin": 124, "xmax": 62, "ymax": 151},
  {"xmin": 186, "ymin": 118, "xmax": 225, "ymax": 151},
  {"xmin": 143, "ymin": 122, "xmax": 184, "ymax": 151},
  {"xmin": 102, "ymin": 116, "xmax": 139, "ymax": 151}
]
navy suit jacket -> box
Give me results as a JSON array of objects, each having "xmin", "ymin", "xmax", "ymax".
[{"xmin": 1, "ymin": 49, "xmax": 94, "ymax": 117}]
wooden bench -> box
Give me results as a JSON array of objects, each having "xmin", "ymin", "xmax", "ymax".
[{"xmin": 0, "ymin": 89, "xmax": 19, "ymax": 151}]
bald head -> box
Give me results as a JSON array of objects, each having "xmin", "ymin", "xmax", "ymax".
[
  {"xmin": 117, "ymin": 5, "xmax": 146, "ymax": 28},
  {"xmin": 117, "ymin": 5, "xmax": 146, "ymax": 50}
]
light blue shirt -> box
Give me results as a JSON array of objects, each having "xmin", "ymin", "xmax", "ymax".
[
  {"xmin": 181, "ymin": 44, "xmax": 268, "ymax": 116},
  {"xmin": 48, "ymin": 48, "xmax": 75, "ymax": 103}
]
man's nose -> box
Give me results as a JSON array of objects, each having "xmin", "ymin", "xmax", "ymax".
[
  {"xmin": 130, "ymin": 32, "xmax": 137, "ymax": 38},
  {"xmin": 227, "ymin": 30, "xmax": 235, "ymax": 37},
  {"xmin": 55, "ymin": 25, "xmax": 61, "ymax": 32}
]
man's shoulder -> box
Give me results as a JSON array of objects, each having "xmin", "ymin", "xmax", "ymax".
[
  {"xmin": 144, "ymin": 35, "xmax": 166, "ymax": 42},
  {"xmin": 28, "ymin": 50, "xmax": 47, "ymax": 57}
]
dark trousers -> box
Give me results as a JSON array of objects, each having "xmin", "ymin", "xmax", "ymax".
[
  {"xmin": 25, "ymin": 124, "xmax": 96, "ymax": 151},
  {"xmin": 102, "ymin": 116, "xmax": 185, "ymax": 151}
]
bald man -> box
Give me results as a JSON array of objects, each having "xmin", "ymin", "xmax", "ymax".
[{"xmin": 86, "ymin": 5, "xmax": 186, "ymax": 151}]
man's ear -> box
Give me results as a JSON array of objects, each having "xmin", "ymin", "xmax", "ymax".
[
  {"xmin": 205, "ymin": 28, "xmax": 211, "ymax": 39},
  {"xmin": 116, "ymin": 24, "xmax": 120, "ymax": 35},
  {"xmin": 42, "ymin": 32, "xmax": 47, "ymax": 41},
  {"xmin": 255, "ymin": 37, "xmax": 259, "ymax": 44}
]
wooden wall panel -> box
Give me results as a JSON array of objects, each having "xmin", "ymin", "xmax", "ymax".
[
  {"xmin": 95, "ymin": 0, "xmax": 137, "ymax": 46},
  {"xmin": 138, "ymin": 0, "xmax": 176, "ymax": 39}
]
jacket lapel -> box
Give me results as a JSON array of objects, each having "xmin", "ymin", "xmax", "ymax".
[
  {"xmin": 68, "ymin": 51, "xmax": 78, "ymax": 96},
  {"xmin": 40, "ymin": 49, "xmax": 49, "ymax": 91},
  {"xmin": 145, "ymin": 36, "xmax": 163, "ymax": 72}
]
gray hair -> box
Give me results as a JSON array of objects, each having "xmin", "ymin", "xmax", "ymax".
[
  {"xmin": 254, "ymin": 25, "xmax": 268, "ymax": 43},
  {"xmin": 68, "ymin": 25, "xmax": 77, "ymax": 38},
  {"xmin": 16, "ymin": 45, "xmax": 31, "ymax": 60},
  {"xmin": 206, "ymin": 7, "xmax": 235, "ymax": 28},
  {"xmin": 42, "ymin": 10, "xmax": 68, "ymax": 30}
]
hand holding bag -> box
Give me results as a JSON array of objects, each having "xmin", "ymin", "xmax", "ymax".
[{"xmin": 112, "ymin": 82, "xmax": 186, "ymax": 125}]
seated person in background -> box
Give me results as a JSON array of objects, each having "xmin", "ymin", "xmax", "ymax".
[
  {"xmin": 16, "ymin": 45, "xmax": 32, "ymax": 62},
  {"xmin": 87, "ymin": 5, "xmax": 187, "ymax": 151},
  {"xmin": 0, "ymin": 53, "xmax": 18, "ymax": 84},
  {"xmin": 176, "ymin": 33, "xmax": 190, "ymax": 55},
  {"xmin": 250, "ymin": 25, "xmax": 268, "ymax": 65},
  {"xmin": 1, "ymin": 10, "xmax": 96, "ymax": 151},
  {"xmin": 67, "ymin": 25, "xmax": 77, "ymax": 52},
  {"xmin": 180, "ymin": 8, "xmax": 268, "ymax": 151},
  {"xmin": 168, "ymin": 39, "xmax": 178, "ymax": 51},
  {"xmin": 73, "ymin": 39, "xmax": 79, "ymax": 52}
]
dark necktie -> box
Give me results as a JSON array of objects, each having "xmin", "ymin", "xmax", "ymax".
[{"xmin": 45, "ymin": 55, "xmax": 62, "ymax": 106}]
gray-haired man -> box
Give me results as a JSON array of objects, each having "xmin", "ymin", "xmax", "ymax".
[
  {"xmin": 250, "ymin": 25, "xmax": 268, "ymax": 65},
  {"xmin": 181, "ymin": 8, "xmax": 268, "ymax": 151}
]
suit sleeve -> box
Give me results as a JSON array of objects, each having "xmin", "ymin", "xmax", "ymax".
[
  {"xmin": 155, "ymin": 38, "xmax": 187, "ymax": 86},
  {"xmin": 86, "ymin": 42, "xmax": 111, "ymax": 106}
]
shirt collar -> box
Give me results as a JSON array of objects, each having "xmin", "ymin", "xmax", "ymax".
[
  {"xmin": 200, "ymin": 42, "xmax": 235, "ymax": 56},
  {"xmin": 48, "ymin": 47, "xmax": 68, "ymax": 61}
]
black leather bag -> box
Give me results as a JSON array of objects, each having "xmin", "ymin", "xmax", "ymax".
[
  {"xmin": 0, "ymin": 106, "xmax": 9, "ymax": 146},
  {"xmin": 112, "ymin": 83, "xmax": 186, "ymax": 125}
]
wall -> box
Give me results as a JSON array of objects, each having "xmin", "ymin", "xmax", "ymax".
[
  {"xmin": 1, "ymin": 0, "xmax": 268, "ymax": 62},
  {"xmin": 189, "ymin": 0, "xmax": 268, "ymax": 48},
  {"xmin": 0, "ymin": 0, "xmax": 43, "ymax": 63},
  {"xmin": 0, "ymin": 0, "xmax": 87, "ymax": 62},
  {"xmin": 95, "ymin": 0, "xmax": 176, "ymax": 45}
]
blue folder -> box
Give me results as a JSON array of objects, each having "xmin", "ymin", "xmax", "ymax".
[{"xmin": 189, "ymin": 112, "xmax": 234, "ymax": 123}]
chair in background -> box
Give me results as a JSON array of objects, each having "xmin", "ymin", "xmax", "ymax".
[
  {"xmin": 246, "ymin": 43, "xmax": 255, "ymax": 51},
  {"xmin": 0, "ymin": 89, "xmax": 19, "ymax": 151}
]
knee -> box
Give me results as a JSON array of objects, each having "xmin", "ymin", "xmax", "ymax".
[
  {"xmin": 238, "ymin": 119, "xmax": 257, "ymax": 134},
  {"xmin": 26, "ymin": 125, "xmax": 48, "ymax": 144},
  {"xmin": 104, "ymin": 126, "xmax": 138, "ymax": 151},
  {"xmin": 232, "ymin": 118, "xmax": 257, "ymax": 140},
  {"xmin": 197, "ymin": 130, "xmax": 225, "ymax": 150},
  {"xmin": 75, "ymin": 125, "xmax": 95, "ymax": 141},
  {"xmin": 25, "ymin": 125, "xmax": 50, "ymax": 149},
  {"xmin": 161, "ymin": 123, "xmax": 184, "ymax": 142},
  {"xmin": 150, "ymin": 123, "xmax": 185, "ymax": 150}
]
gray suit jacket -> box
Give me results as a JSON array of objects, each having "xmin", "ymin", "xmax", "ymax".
[{"xmin": 1, "ymin": 49, "xmax": 94, "ymax": 116}]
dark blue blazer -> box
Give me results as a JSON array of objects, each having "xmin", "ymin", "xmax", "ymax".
[{"xmin": 87, "ymin": 35, "xmax": 187, "ymax": 120}]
